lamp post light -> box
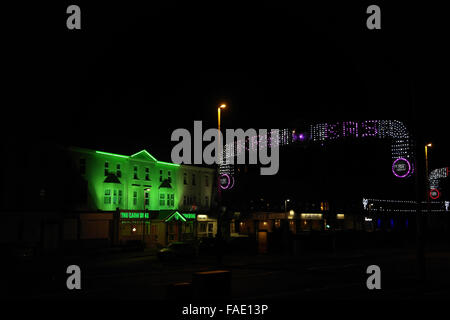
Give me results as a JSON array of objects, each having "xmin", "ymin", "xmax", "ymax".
[
  {"xmin": 425, "ymin": 143, "xmax": 432, "ymax": 200},
  {"xmin": 283, "ymin": 199, "xmax": 290, "ymax": 254},
  {"xmin": 216, "ymin": 104, "xmax": 226, "ymax": 264},
  {"xmin": 284, "ymin": 199, "xmax": 290, "ymax": 220},
  {"xmin": 217, "ymin": 104, "xmax": 226, "ymax": 201}
]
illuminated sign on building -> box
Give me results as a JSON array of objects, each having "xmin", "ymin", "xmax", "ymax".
[
  {"xmin": 301, "ymin": 213, "xmax": 323, "ymax": 220},
  {"xmin": 120, "ymin": 212, "xmax": 149, "ymax": 219},
  {"xmin": 182, "ymin": 213, "xmax": 196, "ymax": 220}
]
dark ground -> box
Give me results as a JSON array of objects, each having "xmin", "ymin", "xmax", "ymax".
[{"xmin": 4, "ymin": 245, "xmax": 450, "ymax": 301}]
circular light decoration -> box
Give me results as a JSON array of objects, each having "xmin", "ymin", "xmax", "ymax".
[
  {"xmin": 219, "ymin": 173, "xmax": 235, "ymax": 190},
  {"xmin": 228, "ymin": 175, "xmax": 235, "ymax": 189},
  {"xmin": 430, "ymin": 189, "xmax": 440, "ymax": 200},
  {"xmin": 292, "ymin": 132, "xmax": 306, "ymax": 142},
  {"xmin": 392, "ymin": 157, "xmax": 412, "ymax": 178}
]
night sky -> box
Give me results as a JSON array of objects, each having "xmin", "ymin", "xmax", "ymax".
[{"xmin": 4, "ymin": 2, "xmax": 449, "ymax": 202}]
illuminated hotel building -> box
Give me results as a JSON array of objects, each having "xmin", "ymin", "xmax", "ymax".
[{"xmin": 66, "ymin": 146, "xmax": 217, "ymax": 247}]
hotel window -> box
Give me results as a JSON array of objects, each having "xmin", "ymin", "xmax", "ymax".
[
  {"xmin": 79, "ymin": 159, "xmax": 86, "ymax": 175},
  {"xmin": 104, "ymin": 189, "xmax": 111, "ymax": 204},
  {"xmin": 170, "ymin": 194, "xmax": 174, "ymax": 207},
  {"xmin": 144, "ymin": 192, "xmax": 149, "ymax": 206},
  {"xmin": 133, "ymin": 191, "xmax": 138, "ymax": 205},
  {"xmin": 104, "ymin": 162, "xmax": 109, "ymax": 176},
  {"xmin": 183, "ymin": 196, "xmax": 187, "ymax": 205},
  {"xmin": 205, "ymin": 176, "xmax": 208, "ymax": 186},
  {"xmin": 116, "ymin": 164, "xmax": 121, "ymax": 178},
  {"xmin": 168, "ymin": 171, "xmax": 171, "ymax": 183},
  {"xmin": 159, "ymin": 194, "xmax": 165, "ymax": 206},
  {"xmin": 192, "ymin": 174, "xmax": 196, "ymax": 185},
  {"xmin": 167, "ymin": 195, "xmax": 170, "ymax": 206},
  {"xmin": 118, "ymin": 190, "xmax": 122, "ymax": 204},
  {"xmin": 113, "ymin": 190, "xmax": 117, "ymax": 204},
  {"xmin": 199, "ymin": 223, "xmax": 207, "ymax": 233},
  {"xmin": 145, "ymin": 167, "xmax": 149, "ymax": 180},
  {"xmin": 184, "ymin": 173, "xmax": 187, "ymax": 184},
  {"xmin": 133, "ymin": 166, "xmax": 138, "ymax": 179}
]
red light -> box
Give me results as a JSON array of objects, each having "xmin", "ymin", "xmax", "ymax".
[{"xmin": 430, "ymin": 189, "xmax": 440, "ymax": 200}]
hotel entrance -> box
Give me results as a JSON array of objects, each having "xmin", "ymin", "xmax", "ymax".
[
  {"xmin": 118, "ymin": 210, "xmax": 151, "ymax": 245},
  {"xmin": 150, "ymin": 211, "xmax": 198, "ymax": 246}
]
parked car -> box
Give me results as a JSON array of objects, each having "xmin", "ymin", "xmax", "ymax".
[{"xmin": 157, "ymin": 242, "xmax": 197, "ymax": 261}]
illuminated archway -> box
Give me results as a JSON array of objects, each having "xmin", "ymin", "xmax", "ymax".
[{"xmin": 219, "ymin": 120, "xmax": 415, "ymax": 189}]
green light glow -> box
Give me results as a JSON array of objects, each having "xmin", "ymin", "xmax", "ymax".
[
  {"xmin": 96, "ymin": 151, "xmax": 129, "ymax": 159},
  {"xmin": 131, "ymin": 150, "xmax": 157, "ymax": 162},
  {"xmin": 182, "ymin": 213, "xmax": 196, "ymax": 219},
  {"xmin": 71, "ymin": 147, "xmax": 212, "ymax": 215},
  {"xmin": 165, "ymin": 211, "xmax": 187, "ymax": 222},
  {"xmin": 121, "ymin": 212, "xmax": 149, "ymax": 219},
  {"xmin": 157, "ymin": 161, "xmax": 180, "ymax": 167}
]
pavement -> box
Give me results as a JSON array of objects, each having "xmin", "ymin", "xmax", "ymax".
[{"xmin": 4, "ymin": 246, "xmax": 450, "ymax": 300}]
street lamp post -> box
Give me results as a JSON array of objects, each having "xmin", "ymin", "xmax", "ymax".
[
  {"xmin": 217, "ymin": 104, "xmax": 226, "ymax": 203},
  {"xmin": 425, "ymin": 143, "xmax": 432, "ymax": 260},
  {"xmin": 283, "ymin": 199, "xmax": 290, "ymax": 253},
  {"xmin": 425, "ymin": 143, "xmax": 432, "ymax": 201},
  {"xmin": 216, "ymin": 104, "xmax": 226, "ymax": 264},
  {"xmin": 284, "ymin": 199, "xmax": 290, "ymax": 220},
  {"xmin": 415, "ymin": 142, "xmax": 432, "ymax": 292}
]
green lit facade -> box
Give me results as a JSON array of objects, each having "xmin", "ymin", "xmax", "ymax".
[
  {"xmin": 67, "ymin": 147, "xmax": 217, "ymax": 246},
  {"xmin": 69, "ymin": 147, "xmax": 214, "ymax": 213}
]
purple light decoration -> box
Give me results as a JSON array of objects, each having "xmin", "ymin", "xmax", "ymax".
[
  {"xmin": 219, "ymin": 173, "xmax": 231, "ymax": 190},
  {"xmin": 343, "ymin": 121, "xmax": 358, "ymax": 138},
  {"xmin": 228, "ymin": 175, "xmax": 235, "ymax": 189},
  {"xmin": 325, "ymin": 122, "xmax": 339, "ymax": 139},
  {"xmin": 361, "ymin": 120, "xmax": 378, "ymax": 137},
  {"xmin": 299, "ymin": 133, "xmax": 305, "ymax": 141},
  {"xmin": 392, "ymin": 157, "xmax": 411, "ymax": 178},
  {"xmin": 251, "ymin": 135, "xmax": 258, "ymax": 151}
]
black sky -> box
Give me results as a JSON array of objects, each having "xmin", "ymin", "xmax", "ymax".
[{"xmin": 4, "ymin": 2, "xmax": 449, "ymax": 194}]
